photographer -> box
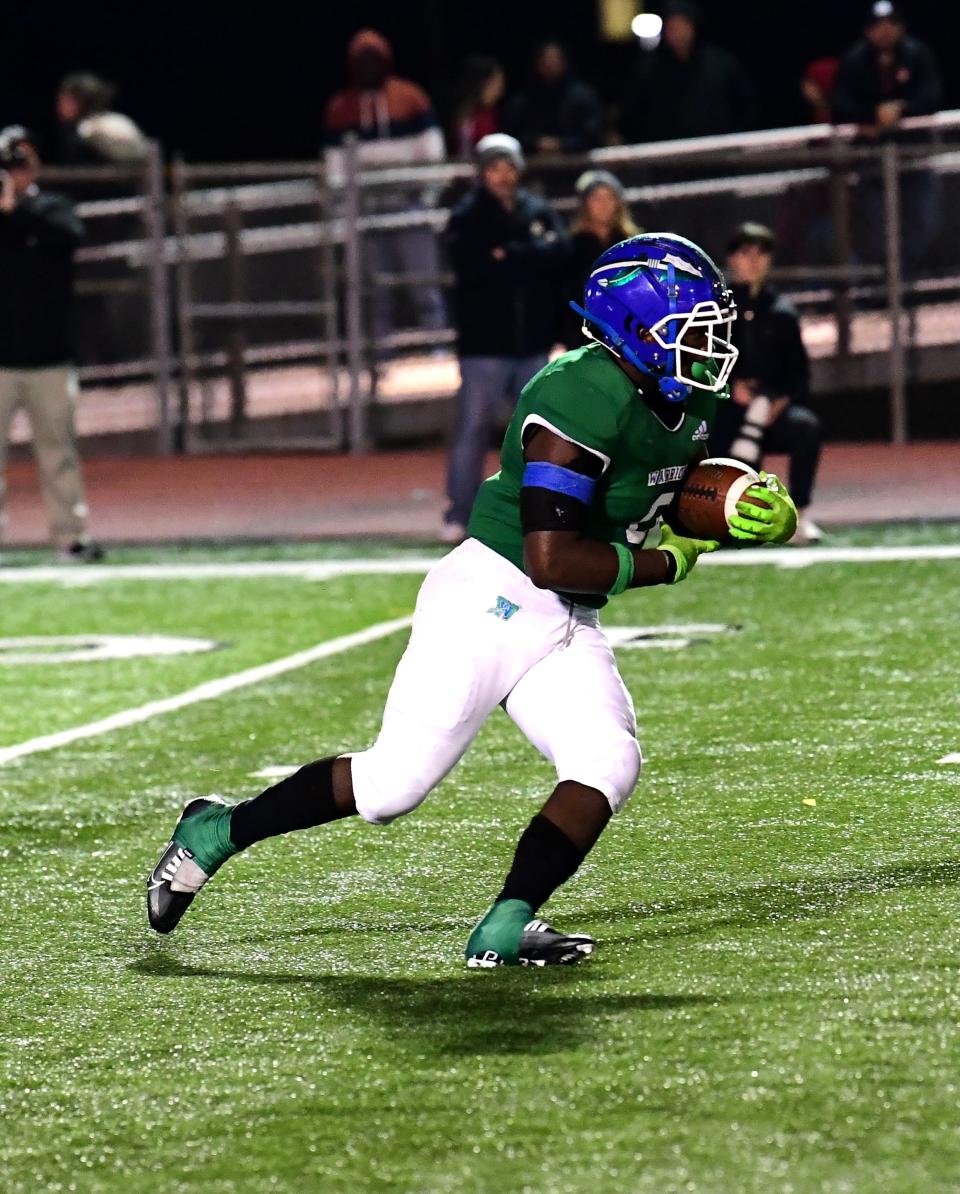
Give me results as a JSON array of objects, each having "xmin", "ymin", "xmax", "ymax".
[
  {"xmin": 709, "ymin": 223, "xmax": 823, "ymax": 545},
  {"xmin": 0, "ymin": 126, "xmax": 102, "ymax": 561}
]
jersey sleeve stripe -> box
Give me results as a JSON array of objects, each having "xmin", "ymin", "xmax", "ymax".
[{"xmin": 520, "ymin": 414, "xmax": 612, "ymax": 473}]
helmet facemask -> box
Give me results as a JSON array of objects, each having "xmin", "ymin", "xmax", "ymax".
[{"xmin": 647, "ymin": 299, "xmax": 739, "ymax": 394}]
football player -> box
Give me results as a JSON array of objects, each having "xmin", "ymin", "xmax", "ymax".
[{"xmin": 147, "ymin": 233, "xmax": 797, "ymax": 967}]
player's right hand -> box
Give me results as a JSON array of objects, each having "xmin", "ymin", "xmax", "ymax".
[{"xmin": 656, "ymin": 524, "xmax": 719, "ymax": 584}]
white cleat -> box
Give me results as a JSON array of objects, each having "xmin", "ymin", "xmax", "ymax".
[
  {"xmin": 439, "ymin": 521, "xmax": 467, "ymax": 545},
  {"xmin": 792, "ymin": 513, "xmax": 824, "ymax": 545}
]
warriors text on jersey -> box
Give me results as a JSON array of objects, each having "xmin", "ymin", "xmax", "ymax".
[{"xmin": 468, "ymin": 344, "xmax": 717, "ymax": 607}]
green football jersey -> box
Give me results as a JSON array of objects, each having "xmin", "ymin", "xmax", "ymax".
[{"xmin": 468, "ymin": 344, "xmax": 717, "ymax": 608}]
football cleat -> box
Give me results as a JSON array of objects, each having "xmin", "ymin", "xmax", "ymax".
[
  {"xmin": 146, "ymin": 796, "xmax": 236, "ymax": 934},
  {"xmin": 465, "ymin": 900, "xmax": 595, "ymax": 968},
  {"xmin": 516, "ymin": 918, "xmax": 595, "ymax": 967},
  {"xmin": 792, "ymin": 514, "xmax": 824, "ymax": 546}
]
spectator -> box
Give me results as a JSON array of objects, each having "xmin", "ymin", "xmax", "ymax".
[
  {"xmin": 831, "ymin": 1, "xmax": 942, "ymax": 269},
  {"xmin": 55, "ymin": 73, "xmax": 148, "ymax": 165},
  {"xmin": 0, "ymin": 127, "xmax": 102, "ymax": 561},
  {"xmin": 503, "ymin": 41, "xmax": 603, "ymax": 155},
  {"xmin": 449, "ymin": 56, "xmax": 505, "ymax": 158},
  {"xmin": 831, "ymin": 2, "xmax": 941, "ymax": 133},
  {"xmin": 442, "ymin": 133, "xmax": 569, "ymax": 541},
  {"xmin": 558, "ymin": 170, "xmax": 640, "ymax": 350},
  {"xmin": 324, "ymin": 29, "xmax": 446, "ymax": 349},
  {"xmin": 801, "ymin": 58, "xmax": 840, "ymax": 124},
  {"xmin": 621, "ymin": 1, "xmax": 754, "ymax": 143},
  {"xmin": 708, "ymin": 223, "xmax": 823, "ymax": 545}
]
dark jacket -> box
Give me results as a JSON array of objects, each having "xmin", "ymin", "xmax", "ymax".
[
  {"xmin": 503, "ymin": 73, "xmax": 603, "ymax": 154},
  {"xmin": 622, "ymin": 43, "xmax": 754, "ymax": 143},
  {"xmin": 0, "ymin": 189, "xmax": 84, "ymax": 367},
  {"xmin": 56, "ymin": 123, "xmax": 106, "ymax": 166},
  {"xmin": 444, "ymin": 186, "xmax": 569, "ymax": 357},
  {"xmin": 730, "ymin": 282, "xmax": 808, "ymax": 403},
  {"xmin": 831, "ymin": 36, "xmax": 941, "ymax": 126}
]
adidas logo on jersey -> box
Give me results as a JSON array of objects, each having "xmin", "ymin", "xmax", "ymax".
[{"xmin": 692, "ymin": 420, "xmax": 710, "ymax": 442}]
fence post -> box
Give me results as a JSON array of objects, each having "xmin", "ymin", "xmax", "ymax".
[
  {"xmin": 342, "ymin": 134, "xmax": 369, "ymax": 453},
  {"xmin": 882, "ymin": 140, "xmax": 907, "ymax": 445},
  {"xmin": 170, "ymin": 156, "xmax": 199, "ymax": 453},
  {"xmin": 223, "ymin": 200, "xmax": 247, "ymax": 437},
  {"xmin": 142, "ymin": 141, "xmax": 175, "ymax": 454},
  {"xmin": 828, "ymin": 133, "xmax": 853, "ymax": 360},
  {"xmin": 316, "ymin": 153, "xmax": 344, "ymax": 449}
]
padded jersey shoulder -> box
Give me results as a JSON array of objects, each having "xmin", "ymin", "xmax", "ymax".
[{"xmin": 518, "ymin": 346, "xmax": 634, "ymax": 464}]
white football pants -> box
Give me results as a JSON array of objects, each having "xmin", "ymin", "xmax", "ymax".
[{"xmin": 350, "ymin": 538, "xmax": 641, "ymax": 824}]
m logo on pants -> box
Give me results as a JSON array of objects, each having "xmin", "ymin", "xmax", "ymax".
[{"xmin": 487, "ymin": 596, "xmax": 520, "ymax": 621}]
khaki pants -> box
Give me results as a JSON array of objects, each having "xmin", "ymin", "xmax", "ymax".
[{"xmin": 0, "ymin": 365, "xmax": 89, "ymax": 548}]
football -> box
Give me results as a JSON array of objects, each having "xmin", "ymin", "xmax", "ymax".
[{"xmin": 676, "ymin": 457, "xmax": 766, "ymax": 542}]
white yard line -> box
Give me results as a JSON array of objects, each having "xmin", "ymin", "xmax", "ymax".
[
  {"xmin": 938, "ymin": 753, "xmax": 960, "ymax": 765},
  {"xmin": 1, "ymin": 544, "xmax": 959, "ymax": 587},
  {"xmin": 0, "ymin": 558, "xmax": 442, "ymax": 586},
  {"xmin": 0, "ymin": 616, "xmax": 412, "ymax": 767}
]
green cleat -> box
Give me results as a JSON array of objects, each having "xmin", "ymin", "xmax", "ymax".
[
  {"xmin": 465, "ymin": 899, "xmax": 595, "ymax": 968},
  {"xmin": 146, "ymin": 796, "xmax": 237, "ymax": 934}
]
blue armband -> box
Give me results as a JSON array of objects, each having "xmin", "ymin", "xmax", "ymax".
[{"xmin": 521, "ymin": 462, "xmax": 596, "ymax": 504}]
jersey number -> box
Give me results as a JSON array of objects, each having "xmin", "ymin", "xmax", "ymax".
[{"xmin": 626, "ymin": 491, "xmax": 678, "ymax": 546}]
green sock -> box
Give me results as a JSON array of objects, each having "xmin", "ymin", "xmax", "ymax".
[
  {"xmin": 173, "ymin": 802, "xmax": 238, "ymax": 876},
  {"xmin": 465, "ymin": 898, "xmax": 534, "ymax": 964}
]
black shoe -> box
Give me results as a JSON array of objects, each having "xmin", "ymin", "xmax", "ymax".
[
  {"xmin": 59, "ymin": 541, "xmax": 105, "ymax": 563},
  {"xmin": 517, "ymin": 919, "xmax": 595, "ymax": 967},
  {"xmin": 467, "ymin": 917, "xmax": 596, "ymax": 969},
  {"xmin": 146, "ymin": 797, "xmax": 236, "ymax": 934}
]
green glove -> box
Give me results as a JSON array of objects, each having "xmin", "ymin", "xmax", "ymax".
[
  {"xmin": 729, "ymin": 471, "xmax": 798, "ymax": 544},
  {"xmin": 657, "ymin": 523, "xmax": 719, "ymax": 583}
]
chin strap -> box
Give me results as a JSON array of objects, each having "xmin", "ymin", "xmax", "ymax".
[{"xmin": 568, "ymin": 300, "xmax": 690, "ymax": 403}]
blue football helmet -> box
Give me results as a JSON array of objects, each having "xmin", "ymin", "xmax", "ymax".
[{"xmin": 570, "ymin": 232, "xmax": 738, "ymax": 402}]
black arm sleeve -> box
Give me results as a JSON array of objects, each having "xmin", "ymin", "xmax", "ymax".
[
  {"xmin": 519, "ymin": 432, "xmax": 604, "ymax": 534},
  {"xmin": 520, "ymin": 486, "xmax": 588, "ymax": 534}
]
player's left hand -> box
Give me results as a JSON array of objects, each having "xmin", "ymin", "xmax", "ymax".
[{"xmin": 729, "ymin": 471, "xmax": 798, "ymax": 544}]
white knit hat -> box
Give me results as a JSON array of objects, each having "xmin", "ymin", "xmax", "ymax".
[{"xmin": 474, "ymin": 133, "xmax": 525, "ymax": 173}]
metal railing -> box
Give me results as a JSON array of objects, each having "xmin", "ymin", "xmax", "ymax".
[{"xmin": 34, "ymin": 110, "xmax": 960, "ymax": 454}]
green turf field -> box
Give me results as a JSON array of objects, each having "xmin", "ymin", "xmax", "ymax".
[{"xmin": 2, "ymin": 531, "xmax": 960, "ymax": 1193}]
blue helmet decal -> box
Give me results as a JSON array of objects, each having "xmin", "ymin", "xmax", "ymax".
[{"xmin": 572, "ymin": 233, "xmax": 739, "ymax": 401}]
